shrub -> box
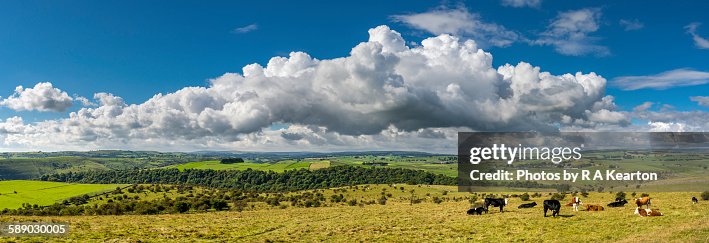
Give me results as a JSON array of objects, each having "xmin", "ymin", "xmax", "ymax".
[
  {"xmin": 701, "ymin": 191, "xmax": 709, "ymax": 200},
  {"xmin": 550, "ymin": 193, "xmax": 565, "ymax": 201},
  {"xmin": 615, "ymin": 191, "xmax": 626, "ymax": 200},
  {"xmin": 520, "ymin": 193, "xmax": 530, "ymax": 201},
  {"xmin": 377, "ymin": 195, "xmax": 387, "ymax": 205}
]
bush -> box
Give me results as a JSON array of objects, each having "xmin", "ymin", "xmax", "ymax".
[
  {"xmin": 640, "ymin": 193, "xmax": 650, "ymax": 198},
  {"xmin": 520, "ymin": 193, "xmax": 530, "ymax": 201},
  {"xmin": 550, "ymin": 193, "xmax": 565, "ymax": 201},
  {"xmin": 173, "ymin": 202, "xmax": 190, "ymax": 213},
  {"xmin": 701, "ymin": 191, "xmax": 709, "ymax": 200},
  {"xmin": 377, "ymin": 195, "xmax": 387, "ymax": 205},
  {"xmin": 615, "ymin": 191, "xmax": 626, "ymax": 200}
]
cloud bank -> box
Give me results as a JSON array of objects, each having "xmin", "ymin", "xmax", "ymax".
[{"xmin": 2, "ymin": 25, "xmax": 684, "ymax": 153}]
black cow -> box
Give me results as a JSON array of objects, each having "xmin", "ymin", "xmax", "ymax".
[
  {"xmin": 518, "ymin": 202, "xmax": 537, "ymax": 208},
  {"xmin": 607, "ymin": 199, "xmax": 628, "ymax": 207},
  {"xmin": 467, "ymin": 207, "xmax": 488, "ymax": 215},
  {"xmin": 484, "ymin": 198, "xmax": 508, "ymax": 213},
  {"xmin": 543, "ymin": 200, "xmax": 560, "ymax": 217},
  {"xmin": 692, "ymin": 197, "xmax": 698, "ymax": 204}
]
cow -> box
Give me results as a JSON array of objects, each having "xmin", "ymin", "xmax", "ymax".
[
  {"xmin": 635, "ymin": 197, "xmax": 652, "ymax": 209},
  {"xmin": 467, "ymin": 207, "xmax": 488, "ymax": 215},
  {"xmin": 635, "ymin": 208, "xmax": 663, "ymax": 217},
  {"xmin": 518, "ymin": 202, "xmax": 537, "ymax": 208},
  {"xmin": 543, "ymin": 200, "xmax": 561, "ymax": 217},
  {"xmin": 585, "ymin": 204, "xmax": 604, "ymax": 211},
  {"xmin": 692, "ymin": 197, "xmax": 698, "ymax": 204},
  {"xmin": 484, "ymin": 198, "xmax": 508, "ymax": 213},
  {"xmin": 607, "ymin": 199, "xmax": 628, "ymax": 207},
  {"xmin": 565, "ymin": 196, "xmax": 583, "ymax": 212}
]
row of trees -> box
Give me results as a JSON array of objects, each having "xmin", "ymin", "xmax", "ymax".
[{"xmin": 40, "ymin": 166, "xmax": 456, "ymax": 192}]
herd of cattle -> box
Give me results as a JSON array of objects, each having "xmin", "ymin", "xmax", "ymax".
[{"xmin": 466, "ymin": 195, "xmax": 702, "ymax": 217}]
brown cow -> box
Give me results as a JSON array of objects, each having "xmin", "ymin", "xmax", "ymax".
[
  {"xmin": 585, "ymin": 204, "xmax": 604, "ymax": 211},
  {"xmin": 635, "ymin": 207, "xmax": 663, "ymax": 217},
  {"xmin": 565, "ymin": 196, "xmax": 582, "ymax": 212},
  {"xmin": 635, "ymin": 197, "xmax": 652, "ymax": 209}
]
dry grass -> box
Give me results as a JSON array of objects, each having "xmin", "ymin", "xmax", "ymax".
[{"xmin": 1, "ymin": 187, "xmax": 707, "ymax": 242}]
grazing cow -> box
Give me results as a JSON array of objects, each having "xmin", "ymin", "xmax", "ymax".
[
  {"xmin": 467, "ymin": 207, "xmax": 488, "ymax": 215},
  {"xmin": 607, "ymin": 199, "xmax": 628, "ymax": 207},
  {"xmin": 565, "ymin": 196, "xmax": 583, "ymax": 212},
  {"xmin": 635, "ymin": 208, "xmax": 663, "ymax": 217},
  {"xmin": 484, "ymin": 198, "xmax": 508, "ymax": 213},
  {"xmin": 585, "ymin": 204, "xmax": 604, "ymax": 211},
  {"xmin": 692, "ymin": 197, "xmax": 698, "ymax": 204},
  {"xmin": 543, "ymin": 200, "xmax": 561, "ymax": 217},
  {"xmin": 635, "ymin": 197, "xmax": 652, "ymax": 209},
  {"xmin": 518, "ymin": 202, "xmax": 537, "ymax": 208}
]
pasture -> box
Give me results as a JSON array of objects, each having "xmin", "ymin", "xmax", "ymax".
[
  {"xmin": 1, "ymin": 184, "xmax": 707, "ymax": 242},
  {"xmin": 0, "ymin": 180, "xmax": 121, "ymax": 210},
  {"xmin": 164, "ymin": 155, "xmax": 457, "ymax": 177}
]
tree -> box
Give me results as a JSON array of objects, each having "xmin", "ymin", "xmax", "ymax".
[{"xmin": 220, "ymin": 158, "xmax": 244, "ymax": 164}]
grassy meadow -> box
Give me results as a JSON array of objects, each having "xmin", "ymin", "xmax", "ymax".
[
  {"xmin": 0, "ymin": 184, "xmax": 707, "ymax": 242},
  {"xmin": 0, "ymin": 180, "xmax": 121, "ymax": 210},
  {"xmin": 165, "ymin": 155, "xmax": 457, "ymax": 177}
]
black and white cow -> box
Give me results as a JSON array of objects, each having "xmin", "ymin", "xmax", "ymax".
[
  {"xmin": 543, "ymin": 200, "xmax": 561, "ymax": 217},
  {"xmin": 607, "ymin": 199, "xmax": 628, "ymax": 207},
  {"xmin": 518, "ymin": 202, "xmax": 537, "ymax": 208},
  {"xmin": 692, "ymin": 197, "xmax": 699, "ymax": 204},
  {"xmin": 466, "ymin": 207, "xmax": 488, "ymax": 215},
  {"xmin": 484, "ymin": 198, "xmax": 508, "ymax": 213}
]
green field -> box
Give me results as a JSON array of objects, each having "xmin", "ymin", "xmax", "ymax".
[
  {"xmin": 0, "ymin": 180, "xmax": 121, "ymax": 210},
  {"xmin": 165, "ymin": 156, "xmax": 457, "ymax": 176},
  {"xmin": 0, "ymin": 184, "xmax": 707, "ymax": 242}
]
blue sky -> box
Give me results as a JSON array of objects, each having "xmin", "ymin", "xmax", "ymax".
[{"xmin": 0, "ymin": 1, "xmax": 707, "ymax": 152}]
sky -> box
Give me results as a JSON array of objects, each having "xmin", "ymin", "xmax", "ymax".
[{"xmin": 0, "ymin": 0, "xmax": 707, "ymax": 152}]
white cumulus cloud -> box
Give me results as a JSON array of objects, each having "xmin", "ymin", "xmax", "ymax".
[
  {"xmin": 0, "ymin": 25, "xmax": 632, "ymax": 152},
  {"xmin": 0, "ymin": 82, "xmax": 74, "ymax": 112}
]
